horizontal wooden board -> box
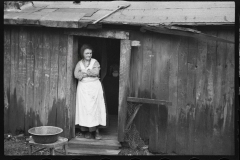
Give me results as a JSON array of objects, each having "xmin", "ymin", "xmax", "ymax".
[
  {"xmin": 68, "ymin": 138, "xmax": 120, "ymax": 148},
  {"xmin": 66, "ymin": 147, "xmax": 120, "ymax": 155},
  {"xmin": 127, "ymin": 97, "xmax": 172, "ymax": 105},
  {"xmin": 65, "ymin": 29, "xmax": 129, "ymax": 39}
]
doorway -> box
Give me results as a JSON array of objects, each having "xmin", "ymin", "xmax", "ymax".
[{"xmin": 76, "ymin": 36, "xmax": 120, "ymax": 140}]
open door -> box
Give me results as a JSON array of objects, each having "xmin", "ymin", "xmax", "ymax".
[{"xmin": 66, "ymin": 29, "xmax": 130, "ymax": 141}]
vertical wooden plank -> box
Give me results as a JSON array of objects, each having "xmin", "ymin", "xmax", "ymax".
[
  {"xmin": 71, "ymin": 36, "xmax": 78, "ymax": 138},
  {"xmin": 129, "ymin": 31, "xmax": 143, "ymax": 137},
  {"xmin": 193, "ymin": 38, "xmax": 208, "ymax": 155},
  {"xmin": 137, "ymin": 32, "xmax": 151, "ymax": 144},
  {"xmin": 25, "ymin": 27, "xmax": 35, "ymax": 133},
  {"xmin": 36, "ymin": 29, "xmax": 48, "ymax": 126},
  {"xmin": 221, "ymin": 30, "xmax": 235, "ymax": 155},
  {"xmin": 66, "ymin": 35, "xmax": 75, "ymax": 138},
  {"xmin": 18, "ymin": 27, "xmax": 27, "ymax": 133},
  {"xmin": 134, "ymin": 32, "xmax": 143, "ymax": 99},
  {"xmin": 67, "ymin": 35, "xmax": 78, "ymax": 139},
  {"xmin": 57, "ymin": 32, "xmax": 68, "ymax": 137},
  {"xmin": 167, "ymin": 35, "xmax": 181, "ymax": 154},
  {"xmin": 9, "ymin": 27, "xmax": 19, "ymax": 134},
  {"xmin": 118, "ymin": 39, "xmax": 131, "ymax": 142},
  {"xmin": 185, "ymin": 37, "xmax": 197, "ymax": 154},
  {"xmin": 212, "ymin": 31, "xmax": 227, "ymax": 155},
  {"xmin": 48, "ymin": 30, "xmax": 59, "ymax": 126},
  {"xmin": 176, "ymin": 37, "xmax": 188, "ymax": 154},
  {"xmin": 4, "ymin": 27, "xmax": 11, "ymax": 133},
  {"xmin": 33, "ymin": 28, "xmax": 43, "ymax": 127},
  {"xmin": 66, "ymin": 35, "xmax": 73, "ymax": 139},
  {"xmin": 150, "ymin": 33, "xmax": 170, "ymax": 153},
  {"xmin": 129, "ymin": 40, "xmax": 134, "ymax": 97},
  {"xmin": 41, "ymin": 28, "xmax": 51, "ymax": 126},
  {"xmin": 100, "ymin": 39, "xmax": 107, "ymax": 82},
  {"xmin": 201, "ymin": 30, "xmax": 217, "ymax": 155}
]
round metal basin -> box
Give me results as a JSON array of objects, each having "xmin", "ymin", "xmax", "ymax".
[{"xmin": 28, "ymin": 126, "xmax": 63, "ymax": 144}]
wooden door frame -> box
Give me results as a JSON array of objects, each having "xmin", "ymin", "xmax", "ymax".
[
  {"xmin": 66, "ymin": 29, "xmax": 131, "ymax": 141},
  {"xmin": 118, "ymin": 40, "xmax": 132, "ymax": 142}
]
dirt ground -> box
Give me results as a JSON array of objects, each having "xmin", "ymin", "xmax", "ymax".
[
  {"xmin": 4, "ymin": 135, "xmax": 64, "ymax": 155},
  {"xmin": 4, "ymin": 134, "xmax": 152, "ymax": 155}
]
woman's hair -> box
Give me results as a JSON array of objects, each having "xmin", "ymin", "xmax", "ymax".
[{"xmin": 80, "ymin": 44, "xmax": 93, "ymax": 59}]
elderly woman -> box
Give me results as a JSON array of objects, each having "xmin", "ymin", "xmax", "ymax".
[{"xmin": 74, "ymin": 44, "xmax": 107, "ymax": 140}]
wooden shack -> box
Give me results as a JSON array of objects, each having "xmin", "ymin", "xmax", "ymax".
[{"xmin": 4, "ymin": 1, "xmax": 235, "ymax": 155}]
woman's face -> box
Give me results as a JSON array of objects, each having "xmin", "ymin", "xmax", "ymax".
[{"xmin": 83, "ymin": 48, "xmax": 92, "ymax": 61}]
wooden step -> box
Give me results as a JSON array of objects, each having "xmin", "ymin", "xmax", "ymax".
[
  {"xmin": 66, "ymin": 147, "xmax": 120, "ymax": 155},
  {"xmin": 68, "ymin": 137, "xmax": 121, "ymax": 150}
]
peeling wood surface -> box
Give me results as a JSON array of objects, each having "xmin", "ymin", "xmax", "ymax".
[
  {"xmin": 4, "ymin": 1, "xmax": 234, "ymax": 27},
  {"xmin": 176, "ymin": 37, "xmax": 188, "ymax": 154},
  {"xmin": 150, "ymin": 33, "xmax": 170, "ymax": 153},
  {"xmin": 128, "ymin": 29, "xmax": 235, "ymax": 155},
  {"xmin": 4, "ymin": 26, "xmax": 76, "ymax": 139},
  {"xmin": 202, "ymin": 31, "xmax": 217, "ymax": 155},
  {"xmin": 41, "ymin": 29, "xmax": 51, "ymax": 126},
  {"xmin": 57, "ymin": 34, "xmax": 68, "ymax": 137},
  {"xmin": 4, "ymin": 27, "xmax": 11, "ymax": 133},
  {"xmin": 18, "ymin": 27, "xmax": 27, "ymax": 132},
  {"xmin": 48, "ymin": 30, "xmax": 59, "ymax": 126},
  {"xmin": 186, "ymin": 37, "xmax": 197, "ymax": 155},
  {"xmin": 3, "ymin": 25, "xmax": 235, "ymax": 154},
  {"xmin": 25, "ymin": 28, "xmax": 35, "ymax": 132},
  {"xmin": 167, "ymin": 35, "xmax": 181, "ymax": 153}
]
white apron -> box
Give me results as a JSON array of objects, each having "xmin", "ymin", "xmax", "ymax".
[{"xmin": 75, "ymin": 59, "xmax": 106, "ymax": 127}]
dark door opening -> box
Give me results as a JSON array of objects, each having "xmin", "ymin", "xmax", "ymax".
[
  {"xmin": 75, "ymin": 36, "xmax": 120, "ymax": 140},
  {"xmin": 70, "ymin": 35, "xmax": 121, "ymax": 150}
]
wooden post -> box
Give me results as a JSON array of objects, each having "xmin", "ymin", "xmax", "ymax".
[
  {"xmin": 63, "ymin": 144, "xmax": 67, "ymax": 155},
  {"xmin": 28, "ymin": 144, "xmax": 32, "ymax": 155},
  {"xmin": 50, "ymin": 148, "xmax": 55, "ymax": 155},
  {"xmin": 67, "ymin": 35, "xmax": 78, "ymax": 139},
  {"xmin": 118, "ymin": 40, "xmax": 131, "ymax": 142}
]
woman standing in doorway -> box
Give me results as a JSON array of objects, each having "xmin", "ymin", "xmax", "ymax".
[{"xmin": 74, "ymin": 44, "xmax": 107, "ymax": 140}]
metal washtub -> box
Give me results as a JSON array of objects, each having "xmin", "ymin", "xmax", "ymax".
[{"xmin": 28, "ymin": 126, "xmax": 63, "ymax": 144}]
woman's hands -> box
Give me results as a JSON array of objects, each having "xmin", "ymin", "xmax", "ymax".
[
  {"xmin": 82, "ymin": 72, "xmax": 88, "ymax": 78},
  {"xmin": 87, "ymin": 69, "xmax": 99, "ymax": 77}
]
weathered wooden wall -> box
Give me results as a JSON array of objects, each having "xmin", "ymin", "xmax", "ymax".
[
  {"xmin": 129, "ymin": 28, "xmax": 235, "ymax": 155},
  {"xmin": 4, "ymin": 26, "xmax": 78, "ymax": 139}
]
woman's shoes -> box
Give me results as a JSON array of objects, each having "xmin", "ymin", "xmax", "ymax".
[
  {"xmin": 95, "ymin": 132, "xmax": 102, "ymax": 140},
  {"xmin": 75, "ymin": 132, "xmax": 84, "ymax": 138},
  {"xmin": 76, "ymin": 131, "xmax": 101, "ymax": 139},
  {"xmin": 84, "ymin": 132, "xmax": 92, "ymax": 139}
]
